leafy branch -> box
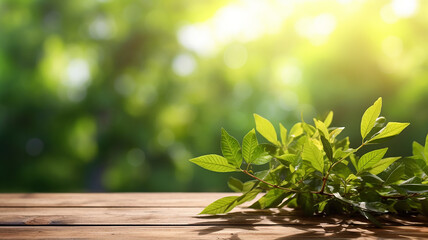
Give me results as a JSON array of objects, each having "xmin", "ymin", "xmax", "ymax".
[{"xmin": 189, "ymin": 97, "xmax": 428, "ymax": 224}]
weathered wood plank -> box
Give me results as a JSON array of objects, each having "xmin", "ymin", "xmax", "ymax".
[
  {"xmin": 0, "ymin": 193, "xmax": 240, "ymax": 207},
  {"xmin": 0, "ymin": 207, "xmax": 426, "ymax": 226},
  {"xmin": 0, "ymin": 226, "xmax": 428, "ymax": 239}
]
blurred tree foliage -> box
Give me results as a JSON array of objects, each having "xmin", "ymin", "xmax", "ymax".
[{"xmin": 0, "ymin": 0, "xmax": 427, "ymax": 192}]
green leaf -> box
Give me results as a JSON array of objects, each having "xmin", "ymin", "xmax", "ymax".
[
  {"xmin": 250, "ymin": 189, "xmax": 288, "ymax": 209},
  {"xmin": 251, "ymin": 145, "xmax": 273, "ymax": 165},
  {"xmin": 368, "ymin": 157, "xmax": 401, "ymax": 175},
  {"xmin": 277, "ymin": 154, "xmax": 298, "ymax": 166},
  {"xmin": 413, "ymin": 141, "xmax": 427, "ymax": 162},
  {"xmin": 228, "ymin": 177, "xmax": 243, "ymax": 192},
  {"xmin": 320, "ymin": 134, "xmax": 333, "ymax": 161},
  {"xmin": 333, "ymin": 193, "xmax": 387, "ymax": 213},
  {"xmin": 221, "ymin": 128, "xmax": 242, "ymax": 167},
  {"xmin": 329, "ymin": 127, "xmax": 344, "ymax": 140},
  {"xmin": 324, "ymin": 111, "xmax": 333, "ymax": 128},
  {"xmin": 289, "ymin": 123, "xmax": 304, "ymax": 138},
  {"xmin": 199, "ymin": 196, "xmax": 239, "ymax": 214},
  {"xmin": 280, "ymin": 123, "xmax": 288, "ymax": 146},
  {"xmin": 382, "ymin": 162, "xmax": 405, "ymax": 185},
  {"xmin": 361, "ymin": 97, "xmax": 382, "ymax": 140},
  {"xmin": 236, "ymin": 188, "xmax": 262, "ymax": 205},
  {"xmin": 302, "ymin": 139, "xmax": 324, "ymax": 173},
  {"xmin": 357, "ymin": 148, "xmax": 388, "ymax": 173},
  {"xmin": 393, "ymin": 184, "xmax": 428, "ymax": 194},
  {"xmin": 254, "ymin": 114, "xmax": 280, "ymax": 145},
  {"xmin": 189, "ymin": 155, "xmax": 238, "ymax": 172},
  {"xmin": 368, "ymin": 122, "xmax": 410, "ymax": 142},
  {"xmin": 314, "ymin": 119, "xmax": 329, "ymax": 138},
  {"xmin": 242, "ymin": 180, "xmax": 257, "ymax": 192},
  {"xmin": 242, "ymin": 129, "xmax": 258, "ymax": 164}
]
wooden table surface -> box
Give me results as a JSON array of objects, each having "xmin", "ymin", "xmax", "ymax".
[{"xmin": 0, "ymin": 193, "xmax": 427, "ymax": 239}]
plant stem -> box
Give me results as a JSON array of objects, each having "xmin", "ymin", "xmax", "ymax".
[
  {"xmin": 241, "ymin": 169, "xmax": 333, "ymax": 196},
  {"xmin": 318, "ymin": 143, "xmax": 366, "ymax": 194}
]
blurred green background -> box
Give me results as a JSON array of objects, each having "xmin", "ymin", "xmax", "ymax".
[{"xmin": 1, "ymin": 0, "xmax": 427, "ymax": 192}]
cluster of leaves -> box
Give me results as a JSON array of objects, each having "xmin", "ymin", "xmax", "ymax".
[{"xmin": 189, "ymin": 98, "xmax": 428, "ymax": 225}]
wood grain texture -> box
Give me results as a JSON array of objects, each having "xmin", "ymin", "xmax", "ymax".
[
  {"xmin": 0, "ymin": 193, "xmax": 240, "ymax": 207},
  {"xmin": 0, "ymin": 193, "xmax": 427, "ymax": 239},
  {"xmin": 0, "ymin": 226, "xmax": 428, "ymax": 239}
]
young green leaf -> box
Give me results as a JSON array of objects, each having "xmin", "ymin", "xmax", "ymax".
[
  {"xmin": 361, "ymin": 97, "xmax": 382, "ymax": 140},
  {"xmin": 242, "ymin": 129, "xmax": 258, "ymax": 164},
  {"xmin": 289, "ymin": 123, "xmax": 304, "ymax": 138},
  {"xmin": 302, "ymin": 139, "xmax": 324, "ymax": 173},
  {"xmin": 368, "ymin": 122, "xmax": 410, "ymax": 142},
  {"xmin": 189, "ymin": 155, "xmax": 238, "ymax": 172},
  {"xmin": 329, "ymin": 127, "xmax": 344, "ymax": 140},
  {"xmin": 368, "ymin": 157, "xmax": 401, "ymax": 175},
  {"xmin": 412, "ymin": 141, "xmax": 426, "ymax": 163},
  {"xmin": 221, "ymin": 128, "xmax": 242, "ymax": 167},
  {"xmin": 324, "ymin": 111, "xmax": 333, "ymax": 128},
  {"xmin": 280, "ymin": 123, "xmax": 288, "ymax": 146},
  {"xmin": 357, "ymin": 148, "xmax": 388, "ymax": 173},
  {"xmin": 199, "ymin": 196, "xmax": 239, "ymax": 214},
  {"xmin": 251, "ymin": 145, "xmax": 273, "ymax": 165},
  {"xmin": 228, "ymin": 177, "xmax": 243, "ymax": 192},
  {"xmin": 254, "ymin": 114, "xmax": 280, "ymax": 145},
  {"xmin": 314, "ymin": 119, "xmax": 329, "ymax": 138}
]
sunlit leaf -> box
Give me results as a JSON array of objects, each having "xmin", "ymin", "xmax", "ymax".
[
  {"xmin": 242, "ymin": 129, "xmax": 258, "ymax": 163},
  {"xmin": 254, "ymin": 114, "xmax": 280, "ymax": 145},
  {"xmin": 190, "ymin": 155, "xmax": 238, "ymax": 172},
  {"xmin": 314, "ymin": 119, "xmax": 329, "ymax": 138},
  {"xmin": 412, "ymin": 141, "xmax": 426, "ymax": 162},
  {"xmin": 368, "ymin": 122, "xmax": 410, "ymax": 142},
  {"xmin": 280, "ymin": 123, "xmax": 288, "ymax": 146},
  {"xmin": 361, "ymin": 97, "xmax": 382, "ymax": 140},
  {"xmin": 302, "ymin": 139, "xmax": 324, "ymax": 173},
  {"xmin": 277, "ymin": 154, "xmax": 298, "ymax": 166},
  {"xmin": 221, "ymin": 128, "xmax": 242, "ymax": 167},
  {"xmin": 324, "ymin": 111, "xmax": 333, "ymax": 128},
  {"xmin": 329, "ymin": 127, "xmax": 344, "ymax": 141},
  {"xmin": 368, "ymin": 157, "xmax": 400, "ymax": 175},
  {"xmin": 236, "ymin": 188, "xmax": 262, "ymax": 205},
  {"xmin": 251, "ymin": 145, "xmax": 273, "ymax": 165},
  {"xmin": 357, "ymin": 148, "xmax": 388, "ymax": 173},
  {"xmin": 289, "ymin": 123, "xmax": 304, "ymax": 138},
  {"xmin": 199, "ymin": 196, "xmax": 239, "ymax": 214}
]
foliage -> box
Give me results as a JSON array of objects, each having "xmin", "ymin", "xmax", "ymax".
[{"xmin": 190, "ymin": 98, "xmax": 428, "ymax": 224}]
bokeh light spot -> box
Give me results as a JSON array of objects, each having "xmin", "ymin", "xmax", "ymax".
[
  {"xmin": 392, "ymin": 0, "xmax": 419, "ymax": 18},
  {"xmin": 223, "ymin": 44, "xmax": 248, "ymax": 69},
  {"xmin": 172, "ymin": 53, "xmax": 197, "ymax": 76}
]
